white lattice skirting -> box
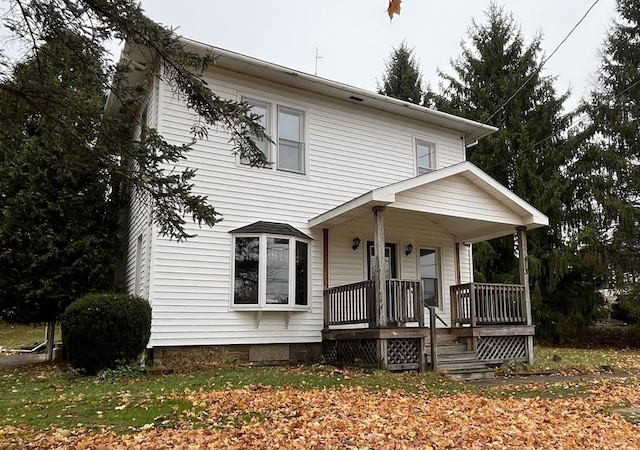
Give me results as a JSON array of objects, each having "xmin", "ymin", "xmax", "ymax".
[{"xmin": 478, "ymin": 336, "xmax": 527, "ymax": 363}]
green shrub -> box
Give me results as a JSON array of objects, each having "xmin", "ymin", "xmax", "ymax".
[{"xmin": 61, "ymin": 293, "xmax": 151, "ymax": 375}]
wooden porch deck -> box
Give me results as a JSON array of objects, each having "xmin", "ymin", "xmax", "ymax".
[{"xmin": 322, "ymin": 280, "xmax": 534, "ymax": 373}]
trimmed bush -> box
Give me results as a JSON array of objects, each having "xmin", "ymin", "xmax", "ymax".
[{"xmin": 61, "ymin": 293, "xmax": 151, "ymax": 375}]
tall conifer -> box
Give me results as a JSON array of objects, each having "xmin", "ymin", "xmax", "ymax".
[
  {"xmin": 435, "ymin": 4, "xmax": 604, "ymax": 337},
  {"xmin": 577, "ymin": 0, "xmax": 640, "ymax": 321},
  {"xmin": 378, "ymin": 41, "xmax": 425, "ymax": 105}
]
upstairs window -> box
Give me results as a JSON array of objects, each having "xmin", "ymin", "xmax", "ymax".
[
  {"xmin": 241, "ymin": 97, "xmax": 306, "ymax": 174},
  {"xmin": 416, "ymin": 138, "xmax": 437, "ymax": 175},
  {"xmin": 243, "ymin": 99, "xmax": 271, "ymax": 163},
  {"xmin": 278, "ymin": 106, "xmax": 305, "ymax": 173}
]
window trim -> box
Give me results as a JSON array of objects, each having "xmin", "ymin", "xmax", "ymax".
[
  {"xmin": 414, "ymin": 137, "xmax": 438, "ymax": 175},
  {"xmin": 238, "ymin": 94, "xmax": 308, "ymax": 175},
  {"xmin": 230, "ymin": 233, "xmax": 312, "ymax": 311}
]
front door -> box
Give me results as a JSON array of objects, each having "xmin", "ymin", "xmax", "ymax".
[{"xmin": 367, "ymin": 242, "xmax": 397, "ymax": 280}]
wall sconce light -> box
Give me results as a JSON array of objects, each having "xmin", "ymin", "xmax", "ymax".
[
  {"xmin": 405, "ymin": 242, "xmax": 414, "ymax": 256},
  {"xmin": 352, "ymin": 236, "xmax": 361, "ymax": 251}
]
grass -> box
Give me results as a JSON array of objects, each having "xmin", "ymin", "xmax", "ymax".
[
  {"xmin": 0, "ymin": 364, "xmax": 464, "ymax": 432},
  {"xmin": 497, "ymin": 345, "xmax": 640, "ymax": 375},
  {"xmin": 0, "ymin": 355, "xmax": 639, "ymax": 440},
  {"xmin": 0, "ymin": 322, "xmax": 61, "ymax": 354}
]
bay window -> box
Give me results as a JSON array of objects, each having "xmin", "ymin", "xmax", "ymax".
[{"xmin": 232, "ymin": 231, "xmax": 311, "ymax": 309}]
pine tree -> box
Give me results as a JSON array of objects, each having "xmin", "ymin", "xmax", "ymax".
[
  {"xmin": 378, "ymin": 41, "xmax": 425, "ymax": 104},
  {"xmin": 577, "ymin": 0, "xmax": 640, "ymax": 321},
  {"xmin": 0, "ymin": 1, "xmax": 270, "ymax": 326},
  {"xmin": 435, "ymin": 3, "xmax": 604, "ymax": 337}
]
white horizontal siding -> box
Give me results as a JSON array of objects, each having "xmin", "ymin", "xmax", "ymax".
[
  {"xmin": 123, "ymin": 186, "xmax": 151, "ymax": 301},
  {"xmin": 393, "ymin": 177, "xmax": 524, "ymax": 224},
  {"xmin": 149, "ymin": 67, "xmax": 470, "ymax": 347},
  {"xmin": 328, "ymin": 211, "xmax": 456, "ymax": 327}
]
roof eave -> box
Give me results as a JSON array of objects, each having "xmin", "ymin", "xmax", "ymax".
[{"xmin": 177, "ymin": 37, "xmax": 498, "ymax": 142}]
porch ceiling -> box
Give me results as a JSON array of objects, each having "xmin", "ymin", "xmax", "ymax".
[{"xmin": 309, "ymin": 161, "xmax": 549, "ymax": 243}]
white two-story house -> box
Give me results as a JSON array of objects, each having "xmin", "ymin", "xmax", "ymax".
[{"xmin": 112, "ymin": 38, "xmax": 546, "ymax": 379}]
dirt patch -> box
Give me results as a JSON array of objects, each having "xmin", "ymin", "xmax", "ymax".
[
  {"xmin": 0, "ymin": 353, "xmax": 46, "ymax": 370},
  {"xmin": 613, "ymin": 407, "xmax": 640, "ymax": 425},
  {"xmin": 471, "ymin": 372, "xmax": 637, "ymax": 386}
]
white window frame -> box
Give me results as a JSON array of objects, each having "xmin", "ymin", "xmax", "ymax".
[
  {"xmin": 415, "ymin": 137, "xmax": 438, "ymax": 175},
  {"xmin": 277, "ymin": 106, "xmax": 306, "ymax": 174},
  {"xmin": 418, "ymin": 247, "xmax": 442, "ymax": 310},
  {"xmin": 239, "ymin": 95, "xmax": 308, "ymax": 175},
  {"xmin": 230, "ymin": 233, "xmax": 311, "ymax": 311},
  {"xmin": 242, "ymin": 97, "xmax": 271, "ymax": 164}
]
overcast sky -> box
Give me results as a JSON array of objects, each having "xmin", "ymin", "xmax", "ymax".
[{"xmin": 141, "ymin": 0, "xmax": 617, "ymax": 112}]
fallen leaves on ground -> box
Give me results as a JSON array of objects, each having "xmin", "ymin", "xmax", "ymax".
[{"xmin": 3, "ymin": 377, "xmax": 640, "ymax": 449}]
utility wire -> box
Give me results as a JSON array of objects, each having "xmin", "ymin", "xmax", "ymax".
[
  {"xmin": 468, "ymin": 0, "xmax": 601, "ymax": 134},
  {"xmin": 482, "ymin": 76, "xmax": 640, "ymax": 174}
]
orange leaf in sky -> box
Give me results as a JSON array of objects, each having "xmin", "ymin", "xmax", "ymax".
[{"xmin": 387, "ymin": 0, "xmax": 401, "ymax": 21}]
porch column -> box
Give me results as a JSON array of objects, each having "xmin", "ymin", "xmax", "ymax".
[
  {"xmin": 322, "ymin": 228, "xmax": 329, "ymax": 330},
  {"xmin": 454, "ymin": 242, "xmax": 462, "ymax": 285},
  {"xmin": 373, "ymin": 206, "xmax": 387, "ymax": 327},
  {"xmin": 517, "ymin": 226, "xmax": 534, "ymax": 364}
]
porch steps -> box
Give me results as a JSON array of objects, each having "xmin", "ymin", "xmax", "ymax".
[{"xmin": 426, "ymin": 331, "xmax": 495, "ymax": 381}]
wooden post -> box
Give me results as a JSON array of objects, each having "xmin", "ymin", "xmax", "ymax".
[
  {"xmin": 517, "ymin": 226, "xmax": 534, "ymax": 364},
  {"xmin": 516, "ymin": 227, "xmax": 532, "ymax": 326},
  {"xmin": 322, "ymin": 228, "xmax": 329, "ymax": 329},
  {"xmin": 377, "ymin": 338, "xmax": 388, "ymax": 370},
  {"xmin": 429, "ymin": 306, "xmax": 438, "ymax": 371},
  {"xmin": 469, "ymin": 283, "xmax": 478, "ymax": 351},
  {"xmin": 45, "ymin": 322, "xmax": 55, "ymax": 361},
  {"xmin": 454, "ymin": 242, "xmax": 462, "ymax": 286},
  {"xmin": 417, "ymin": 282, "xmax": 425, "ymax": 328},
  {"xmin": 373, "ymin": 206, "xmax": 386, "ymax": 327}
]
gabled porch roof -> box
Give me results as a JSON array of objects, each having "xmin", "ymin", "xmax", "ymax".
[{"xmin": 309, "ymin": 161, "xmax": 549, "ymax": 243}]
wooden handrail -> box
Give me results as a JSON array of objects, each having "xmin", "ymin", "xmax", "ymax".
[
  {"xmin": 324, "ymin": 279, "xmax": 422, "ymax": 327},
  {"xmin": 451, "ymin": 283, "xmax": 527, "ymax": 326}
]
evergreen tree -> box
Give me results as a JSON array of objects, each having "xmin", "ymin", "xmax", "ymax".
[
  {"xmin": 0, "ymin": 1, "xmax": 270, "ymax": 326},
  {"xmin": 577, "ymin": 0, "xmax": 640, "ymax": 320},
  {"xmin": 435, "ymin": 3, "xmax": 604, "ymax": 337},
  {"xmin": 0, "ymin": 33, "xmax": 117, "ymax": 324},
  {"xmin": 378, "ymin": 41, "xmax": 425, "ymax": 104}
]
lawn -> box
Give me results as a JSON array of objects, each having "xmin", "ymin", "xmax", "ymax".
[
  {"xmin": 1, "ymin": 362, "xmax": 639, "ymax": 449},
  {"xmin": 504, "ymin": 345, "xmax": 640, "ymax": 375},
  {"xmin": 0, "ymin": 322, "xmax": 61, "ymax": 355}
]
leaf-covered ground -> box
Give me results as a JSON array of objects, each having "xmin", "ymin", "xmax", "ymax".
[{"xmin": 2, "ymin": 374, "xmax": 640, "ymax": 449}]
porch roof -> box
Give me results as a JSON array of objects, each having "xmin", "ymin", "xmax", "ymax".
[{"xmin": 308, "ymin": 161, "xmax": 549, "ymax": 243}]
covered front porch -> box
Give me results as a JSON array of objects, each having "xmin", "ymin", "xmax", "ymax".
[{"xmin": 310, "ymin": 162, "xmax": 546, "ymax": 374}]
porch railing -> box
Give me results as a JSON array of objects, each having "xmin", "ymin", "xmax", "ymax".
[
  {"xmin": 324, "ymin": 279, "xmax": 423, "ymax": 327},
  {"xmin": 451, "ymin": 282, "xmax": 527, "ymax": 326}
]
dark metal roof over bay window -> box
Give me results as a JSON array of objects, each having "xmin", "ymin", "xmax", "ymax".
[{"xmin": 230, "ymin": 221, "xmax": 312, "ymax": 241}]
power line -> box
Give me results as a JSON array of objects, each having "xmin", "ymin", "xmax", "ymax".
[
  {"xmin": 482, "ymin": 76, "xmax": 640, "ymax": 174},
  {"xmin": 471, "ymin": 0, "xmax": 601, "ymax": 131}
]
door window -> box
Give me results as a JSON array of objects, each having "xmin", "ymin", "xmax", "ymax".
[{"xmin": 367, "ymin": 242, "xmax": 397, "ymax": 279}]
